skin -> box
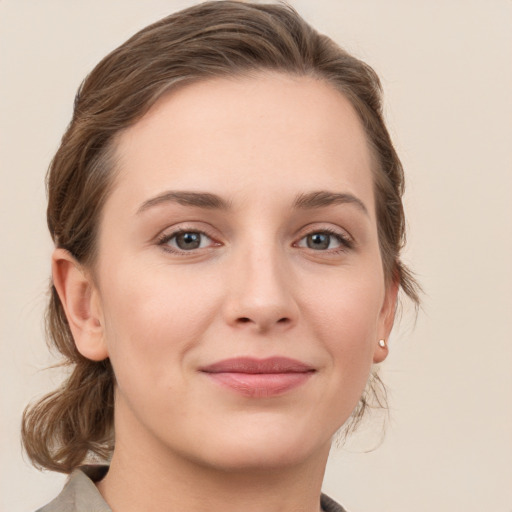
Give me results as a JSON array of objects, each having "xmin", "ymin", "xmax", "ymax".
[{"xmin": 53, "ymin": 72, "xmax": 397, "ymax": 512}]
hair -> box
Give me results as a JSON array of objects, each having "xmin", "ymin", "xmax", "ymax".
[{"xmin": 22, "ymin": 0, "xmax": 420, "ymax": 473}]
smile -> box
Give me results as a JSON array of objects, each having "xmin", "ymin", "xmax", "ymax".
[{"xmin": 199, "ymin": 357, "xmax": 316, "ymax": 398}]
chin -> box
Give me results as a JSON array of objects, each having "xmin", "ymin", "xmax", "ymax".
[
  {"xmin": 200, "ymin": 443, "xmax": 318, "ymax": 473},
  {"xmin": 185, "ymin": 419, "xmax": 333, "ymax": 472}
]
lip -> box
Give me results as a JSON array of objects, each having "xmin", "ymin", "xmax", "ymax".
[{"xmin": 199, "ymin": 357, "xmax": 316, "ymax": 398}]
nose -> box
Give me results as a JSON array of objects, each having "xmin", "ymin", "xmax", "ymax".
[{"xmin": 222, "ymin": 243, "xmax": 299, "ymax": 334}]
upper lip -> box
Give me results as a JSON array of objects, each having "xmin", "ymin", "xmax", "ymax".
[{"xmin": 199, "ymin": 357, "xmax": 315, "ymax": 374}]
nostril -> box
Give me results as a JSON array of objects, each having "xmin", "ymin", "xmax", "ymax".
[{"xmin": 233, "ymin": 316, "xmax": 293, "ymax": 328}]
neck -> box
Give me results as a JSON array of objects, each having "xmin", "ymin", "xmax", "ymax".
[
  {"xmin": 99, "ymin": 451, "xmax": 329, "ymax": 512},
  {"xmin": 96, "ymin": 412, "xmax": 330, "ymax": 512}
]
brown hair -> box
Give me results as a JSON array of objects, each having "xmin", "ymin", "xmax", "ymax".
[{"xmin": 22, "ymin": 0, "xmax": 420, "ymax": 473}]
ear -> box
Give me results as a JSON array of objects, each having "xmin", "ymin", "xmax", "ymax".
[
  {"xmin": 373, "ymin": 277, "xmax": 399, "ymax": 364},
  {"xmin": 52, "ymin": 248, "xmax": 108, "ymax": 361}
]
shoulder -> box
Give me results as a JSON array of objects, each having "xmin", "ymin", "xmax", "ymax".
[
  {"xmin": 321, "ymin": 493, "xmax": 350, "ymax": 512},
  {"xmin": 36, "ymin": 466, "xmax": 110, "ymax": 512}
]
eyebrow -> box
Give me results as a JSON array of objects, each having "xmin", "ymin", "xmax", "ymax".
[
  {"xmin": 293, "ymin": 191, "xmax": 368, "ymax": 215},
  {"xmin": 137, "ymin": 189, "xmax": 368, "ymax": 215},
  {"xmin": 137, "ymin": 191, "xmax": 231, "ymax": 214}
]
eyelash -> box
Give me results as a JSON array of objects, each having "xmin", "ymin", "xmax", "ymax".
[
  {"xmin": 156, "ymin": 227, "xmax": 353, "ymax": 255},
  {"xmin": 295, "ymin": 227, "xmax": 354, "ymax": 253},
  {"xmin": 157, "ymin": 228, "xmax": 219, "ymax": 255}
]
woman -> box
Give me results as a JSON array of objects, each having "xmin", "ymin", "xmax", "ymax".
[{"xmin": 22, "ymin": 2, "xmax": 419, "ymax": 511}]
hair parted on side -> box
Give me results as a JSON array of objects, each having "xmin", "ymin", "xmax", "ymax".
[{"xmin": 22, "ymin": 0, "xmax": 420, "ymax": 474}]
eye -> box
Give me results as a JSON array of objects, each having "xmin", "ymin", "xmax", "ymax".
[
  {"xmin": 296, "ymin": 230, "xmax": 352, "ymax": 251},
  {"xmin": 158, "ymin": 229, "xmax": 216, "ymax": 252}
]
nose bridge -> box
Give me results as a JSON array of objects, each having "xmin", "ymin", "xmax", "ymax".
[{"xmin": 224, "ymin": 233, "xmax": 297, "ymax": 332}]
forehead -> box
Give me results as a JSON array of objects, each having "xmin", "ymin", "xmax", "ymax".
[{"xmin": 111, "ymin": 72, "xmax": 375, "ymax": 214}]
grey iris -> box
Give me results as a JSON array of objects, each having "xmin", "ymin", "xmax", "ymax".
[{"xmin": 307, "ymin": 233, "xmax": 330, "ymax": 250}]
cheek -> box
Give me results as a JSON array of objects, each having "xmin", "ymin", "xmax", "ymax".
[
  {"xmin": 302, "ymin": 268, "xmax": 384, "ymax": 365},
  {"xmin": 98, "ymin": 263, "xmax": 223, "ymax": 386},
  {"xmin": 289, "ymin": 270, "xmax": 385, "ymax": 430}
]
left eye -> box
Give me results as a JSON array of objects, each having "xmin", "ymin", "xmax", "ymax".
[
  {"xmin": 296, "ymin": 232, "xmax": 345, "ymax": 251},
  {"xmin": 163, "ymin": 231, "xmax": 213, "ymax": 251}
]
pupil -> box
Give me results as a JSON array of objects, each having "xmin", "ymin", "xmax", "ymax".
[
  {"xmin": 177, "ymin": 232, "xmax": 201, "ymax": 250},
  {"xmin": 308, "ymin": 233, "xmax": 329, "ymax": 250}
]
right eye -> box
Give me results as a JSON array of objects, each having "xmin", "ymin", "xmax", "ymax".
[{"xmin": 158, "ymin": 230, "xmax": 216, "ymax": 253}]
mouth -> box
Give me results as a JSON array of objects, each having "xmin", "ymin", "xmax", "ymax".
[{"xmin": 199, "ymin": 357, "xmax": 316, "ymax": 398}]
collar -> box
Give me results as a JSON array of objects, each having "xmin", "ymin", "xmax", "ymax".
[{"xmin": 38, "ymin": 465, "xmax": 347, "ymax": 512}]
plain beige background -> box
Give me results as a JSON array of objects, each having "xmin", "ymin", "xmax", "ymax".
[{"xmin": 1, "ymin": 1, "xmax": 511, "ymax": 511}]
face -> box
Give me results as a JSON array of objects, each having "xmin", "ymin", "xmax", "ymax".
[{"xmin": 86, "ymin": 73, "xmax": 396, "ymax": 471}]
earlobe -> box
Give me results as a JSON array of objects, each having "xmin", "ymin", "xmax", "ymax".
[
  {"xmin": 373, "ymin": 278, "xmax": 399, "ymax": 364},
  {"xmin": 52, "ymin": 248, "xmax": 108, "ymax": 361}
]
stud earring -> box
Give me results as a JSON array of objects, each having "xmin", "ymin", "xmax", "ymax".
[{"xmin": 378, "ymin": 339, "xmax": 386, "ymax": 348}]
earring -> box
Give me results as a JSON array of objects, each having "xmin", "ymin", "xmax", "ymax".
[{"xmin": 378, "ymin": 339, "xmax": 386, "ymax": 348}]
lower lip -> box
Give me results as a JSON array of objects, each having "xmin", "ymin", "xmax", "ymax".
[{"xmin": 203, "ymin": 372, "xmax": 314, "ymax": 398}]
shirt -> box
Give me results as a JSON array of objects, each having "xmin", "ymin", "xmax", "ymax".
[{"xmin": 36, "ymin": 465, "xmax": 348, "ymax": 512}]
